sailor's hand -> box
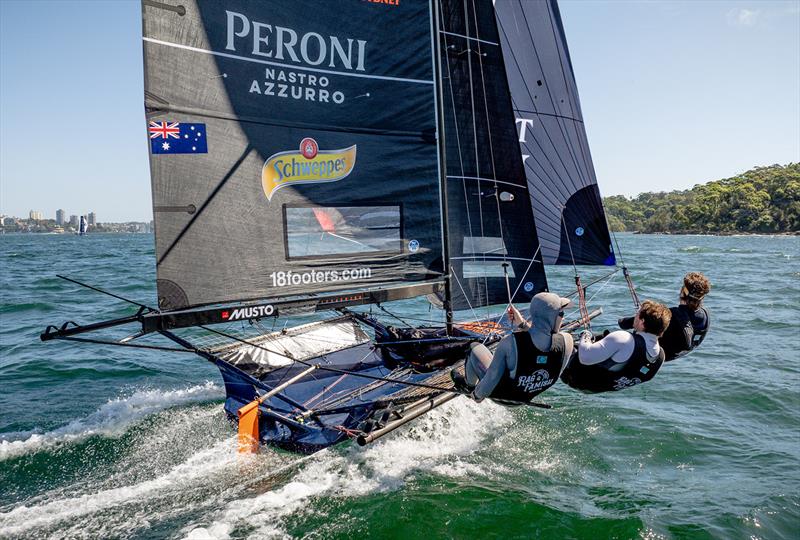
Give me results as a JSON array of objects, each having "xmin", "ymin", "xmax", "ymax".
[
  {"xmin": 579, "ymin": 329, "xmax": 594, "ymax": 342},
  {"xmin": 507, "ymin": 305, "xmax": 526, "ymax": 327}
]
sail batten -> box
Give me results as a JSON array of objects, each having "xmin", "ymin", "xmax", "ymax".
[{"xmin": 495, "ymin": 0, "xmax": 616, "ymax": 266}]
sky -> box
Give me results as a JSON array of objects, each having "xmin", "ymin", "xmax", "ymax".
[{"xmin": 1, "ymin": 0, "xmax": 798, "ymax": 222}]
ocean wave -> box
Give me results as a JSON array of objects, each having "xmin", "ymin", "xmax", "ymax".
[
  {"xmin": 182, "ymin": 398, "xmax": 513, "ymax": 539},
  {"xmin": 0, "ymin": 436, "xmax": 239, "ymax": 538},
  {"xmin": 0, "ymin": 302, "xmax": 55, "ymax": 314},
  {"xmin": 0, "ymin": 382, "xmax": 223, "ymax": 461}
]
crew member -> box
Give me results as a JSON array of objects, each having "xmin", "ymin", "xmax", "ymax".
[
  {"xmin": 561, "ymin": 300, "xmax": 671, "ymax": 393},
  {"xmin": 452, "ymin": 292, "xmax": 574, "ymax": 404},
  {"xmin": 619, "ymin": 272, "xmax": 710, "ymax": 361}
]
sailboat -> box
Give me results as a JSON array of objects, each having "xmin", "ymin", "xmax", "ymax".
[{"xmin": 41, "ymin": 0, "xmax": 633, "ymax": 455}]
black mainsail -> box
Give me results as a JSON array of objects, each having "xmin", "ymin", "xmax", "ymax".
[
  {"xmin": 494, "ymin": 0, "xmax": 616, "ymax": 266},
  {"xmin": 439, "ymin": 0, "xmax": 548, "ymax": 313},
  {"xmin": 143, "ymin": 0, "xmax": 445, "ymax": 310}
]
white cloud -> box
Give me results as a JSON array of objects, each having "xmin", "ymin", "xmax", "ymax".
[{"xmin": 727, "ymin": 7, "xmax": 761, "ymax": 27}]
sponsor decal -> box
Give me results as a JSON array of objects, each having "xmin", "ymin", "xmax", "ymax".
[
  {"xmin": 523, "ymin": 281, "xmax": 534, "ymax": 293},
  {"xmin": 270, "ymin": 267, "xmax": 371, "ymax": 288},
  {"xmin": 408, "ymin": 239, "xmax": 419, "ymax": 252},
  {"xmin": 225, "ymin": 10, "xmax": 368, "ymax": 106},
  {"xmin": 613, "ymin": 376, "xmax": 642, "ymax": 390},
  {"xmin": 575, "ymin": 226, "xmax": 585, "ymax": 236},
  {"xmin": 149, "ymin": 122, "xmax": 208, "ymax": 155},
  {"xmin": 221, "ymin": 304, "xmax": 276, "ymax": 321},
  {"xmin": 517, "ymin": 369, "xmax": 552, "ymax": 393},
  {"xmin": 363, "ymin": 0, "xmax": 401, "ymax": 6},
  {"xmin": 262, "ymin": 138, "xmax": 356, "ymax": 201}
]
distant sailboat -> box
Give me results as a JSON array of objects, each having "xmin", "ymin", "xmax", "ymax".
[{"xmin": 78, "ymin": 216, "xmax": 87, "ymax": 236}]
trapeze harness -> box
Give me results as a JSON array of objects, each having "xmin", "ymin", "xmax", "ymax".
[
  {"xmin": 663, "ymin": 306, "xmax": 710, "ymax": 361},
  {"xmin": 560, "ymin": 333, "xmax": 664, "ymax": 393},
  {"xmin": 489, "ymin": 332, "xmax": 565, "ymax": 402}
]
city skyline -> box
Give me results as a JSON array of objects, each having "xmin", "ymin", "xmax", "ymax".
[{"xmin": 1, "ymin": 1, "xmax": 799, "ymax": 222}]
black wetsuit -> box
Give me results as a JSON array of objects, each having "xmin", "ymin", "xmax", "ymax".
[
  {"xmin": 619, "ymin": 306, "xmax": 709, "ymax": 361},
  {"xmin": 489, "ymin": 332, "xmax": 566, "ymax": 402},
  {"xmin": 560, "ymin": 333, "xmax": 664, "ymax": 393}
]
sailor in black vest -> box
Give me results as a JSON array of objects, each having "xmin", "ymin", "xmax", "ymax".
[
  {"xmin": 561, "ymin": 300, "xmax": 671, "ymax": 393},
  {"xmin": 452, "ymin": 292, "xmax": 574, "ymax": 404},
  {"xmin": 618, "ymin": 272, "xmax": 710, "ymax": 361}
]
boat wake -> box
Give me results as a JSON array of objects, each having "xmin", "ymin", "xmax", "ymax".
[
  {"xmin": 0, "ymin": 394, "xmax": 512, "ymax": 539},
  {"xmin": 0, "ymin": 381, "xmax": 223, "ymax": 461},
  {"xmin": 183, "ymin": 398, "xmax": 513, "ymax": 539}
]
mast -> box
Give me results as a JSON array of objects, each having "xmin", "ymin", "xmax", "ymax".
[{"xmin": 431, "ymin": 0, "xmax": 453, "ymax": 331}]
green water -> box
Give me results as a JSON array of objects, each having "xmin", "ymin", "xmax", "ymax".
[{"xmin": 1, "ymin": 233, "xmax": 798, "ymax": 539}]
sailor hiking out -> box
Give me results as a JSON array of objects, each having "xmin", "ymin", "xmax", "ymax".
[
  {"xmin": 619, "ymin": 272, "xmax": 710, "ymax": 361},
  {"xmin": 561, "ymin": 300, "xmax": 671, "ymax": 393},
  {"xmin": 452, "ymin": 292, "xmax": 574, "ymax": 404}
]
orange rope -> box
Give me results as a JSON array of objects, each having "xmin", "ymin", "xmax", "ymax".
[
  {"xmin": 575, "ymin": 275, "xmax": 591, "ymax": 330},
  {"xmin": 623, "ymin": 267, "xmax": 641, "ymax": 309}
]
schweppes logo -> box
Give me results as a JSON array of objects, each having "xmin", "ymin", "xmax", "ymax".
[{"xmin": 262, "ymin": 138, "xmax": 356, "ymax": 201}]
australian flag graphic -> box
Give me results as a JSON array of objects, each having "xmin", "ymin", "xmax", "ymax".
[{"xmin": 149, "ymin": 121, "xmax": 208, "ymax": 154}]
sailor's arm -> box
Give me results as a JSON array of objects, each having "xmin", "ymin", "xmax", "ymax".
[
  {"xmin": 472, "ymin": 338, "xmax": 514, "ymax": 402},
  {"xmin": 577, "ymin": 330, "xmax": 632, "ymax": 365},
  {"xmin": 557, "ymin": 332, "xmax": 575, "ymax": 375}
]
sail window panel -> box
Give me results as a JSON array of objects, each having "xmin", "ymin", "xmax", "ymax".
[
  {"xmin": 462, "ymin": 261, "xmax": 516, "ymax": 279},
  {"xmin": 462, "ymin": 236, "xmax": 507, "ymax": 255},
  {"xmin": 285, "ymin": 205, "xmax": 402, "ymax": 259}
]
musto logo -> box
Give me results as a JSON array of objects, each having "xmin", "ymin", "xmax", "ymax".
[
  {"xmin": 221, "ymin": 304, "xmax": 275, "ymax": 322},
  {"xmin": 262, "ymin": 138, "xmax": 356, "ymax": 201},
  {"xmin": 517, "ymin": 369, "xmax": 552, "ymax": 393}
]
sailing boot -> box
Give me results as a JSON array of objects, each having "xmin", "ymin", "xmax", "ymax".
[{"xmin": 449, "ymin": 369, "xmax": 473, "ymax": 393}]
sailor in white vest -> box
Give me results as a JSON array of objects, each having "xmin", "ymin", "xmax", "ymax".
[{"xmin": 453, "ymin": 292, "xmax": 574, "ymax": 404}]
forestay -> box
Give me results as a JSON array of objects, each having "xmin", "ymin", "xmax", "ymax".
[
  {"xmin": 494, "ymin": 0, "xmax": 615, "ymax": 266},
  {"xmin": 143, "ymin": 0, "xmax": 444, "ymax": 310},
  {"xmin": 438, "ymin": 0, "xmax": 548, "ymax": 312}
]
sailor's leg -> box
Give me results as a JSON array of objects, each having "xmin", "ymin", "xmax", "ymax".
[{"xmin": 466, "ymin": 342, "xmax": 493, "ymax": 386}]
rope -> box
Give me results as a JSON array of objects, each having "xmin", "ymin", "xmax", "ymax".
[
  {"xmin": 623, "ymin": 266, "xmax": 641, "ymax": 309},
  {"xmin": 575, "ymin": 275, "xmax": 591, "ymax": 330}
]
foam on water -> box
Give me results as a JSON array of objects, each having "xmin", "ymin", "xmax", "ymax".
[
  {"xmin": 0, "ymin": 381, "xmax": 223, "ymax": 461},
  {"xmin": 183, "ymin": 397, "xmax": 513, "ymax": 539},
  {"xmin": 0, "ymin": 436, "xmax": 239, "ymax": 538}
]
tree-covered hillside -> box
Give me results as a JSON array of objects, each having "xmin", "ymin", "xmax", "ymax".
[{"xmin": 603, "ymin": 164, "xmax": 800, "ymax": 233}]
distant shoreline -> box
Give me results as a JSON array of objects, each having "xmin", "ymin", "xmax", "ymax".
[{"xmin": 628, "ymin": 231, "xmax": 799, "ymax": 236}]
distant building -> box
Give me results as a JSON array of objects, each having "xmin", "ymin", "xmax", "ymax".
[
  {"xmin": 3, "ymin": 217, "xmax": 15, "ymax": 226},
  {"xmin": 56, "ymin": 209, "xmax": 66, "ymax": 225},
  {"xmin": 69, "ymin": 215, "xmax": 79, "ymax": 227},
  {"xmin": 29, "ymin": 210, "xmax": 43, "ymax": 221},
  {"xmin": 88, "ymin": 212, "xmax": 96, "ymax": 226}
]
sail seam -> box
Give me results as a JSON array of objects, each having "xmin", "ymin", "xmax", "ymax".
[
  {"xmin": 439, "ymin": 30, "xmax": 498, "ymax": 46},
  {"xmin": 512, "ymin": 108, "xmax": 584, "ymax": 124},
  {"xmin": 142, "ymin": 37, "xmax": 435, "ymax": 86},
  {"xmin": 496, "ymin": 15, "xmax": 582, "ymax": 200},
  {"xmin": 515, "ymin": 3, "xmax": 588, "ymax": 188},
  {"xmin": 452, "ymin": 256, "xmax": 540, "ymax": 262},
  {"xmin": 543, "ymin": 0, "xmax": 596, "ymax": 185},
  {"xmin": 447, "ymin": 175, "xmax": 523, "ymax": 189}
]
